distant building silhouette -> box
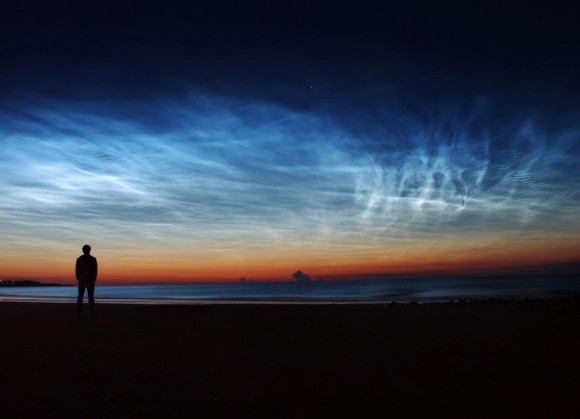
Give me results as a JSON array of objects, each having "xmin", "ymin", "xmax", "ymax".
[{"xmin": 292, "ymin": 270, "xmax": 310, "ymax": 283}]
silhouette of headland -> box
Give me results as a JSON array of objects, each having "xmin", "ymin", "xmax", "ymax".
[{"xmin": 0, "ymin": 280, "xmax": 67, "ymax": 287}]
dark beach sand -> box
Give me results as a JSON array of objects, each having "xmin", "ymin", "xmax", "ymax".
[{"xmin": 1, "ymin": 299, "xmax": 579, "ymax": 418}]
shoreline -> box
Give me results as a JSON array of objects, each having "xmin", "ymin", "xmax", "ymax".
[{"xmin": 1, "ymin": 294, "xmax": 579, "ymax": 307}]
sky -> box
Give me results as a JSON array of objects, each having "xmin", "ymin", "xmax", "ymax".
[{"xmin": 1, "ymin": 1, "xmax": 579, "ymax": 283}]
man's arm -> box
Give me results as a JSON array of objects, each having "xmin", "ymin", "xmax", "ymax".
[
  {"xmin": 75, "ymin": 258, "xmax": 80, "ymax": 281},
  {"xmin": 93, "ymin": 258, "xmax": 98, "ymax": 282}
]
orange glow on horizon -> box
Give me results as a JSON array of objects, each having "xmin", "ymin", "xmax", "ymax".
[{"xmin": 1, "ymin": 233, "xmax": 578, "ymax": 285}]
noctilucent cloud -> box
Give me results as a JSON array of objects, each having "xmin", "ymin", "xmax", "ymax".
[{"xmin": 1, "ymin": 2, "xmax": 579, "ymax": 283}]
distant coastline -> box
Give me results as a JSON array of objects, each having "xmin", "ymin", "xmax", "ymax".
[{"xmin": 0, "ymin": 280, "xmax": 68, "ymax": 287}]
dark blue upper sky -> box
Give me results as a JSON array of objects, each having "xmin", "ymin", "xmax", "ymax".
[{"xmin": 2, "ymin": 1, "xmax": 579, "ymax": 106}]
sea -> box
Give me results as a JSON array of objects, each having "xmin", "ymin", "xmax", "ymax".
[{"xmin": 0, "ymin": 275, "xmax": 578, "ymax": 304}]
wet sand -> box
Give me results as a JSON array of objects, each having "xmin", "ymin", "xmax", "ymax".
[{"xmin": 1, "ymin": 299, "xmax": 579, "ymax": 418}]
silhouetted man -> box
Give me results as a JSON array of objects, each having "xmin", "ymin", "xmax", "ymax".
[{"xmin": 76, "ymin": 244, "xmax": 98, "ymax": 317}]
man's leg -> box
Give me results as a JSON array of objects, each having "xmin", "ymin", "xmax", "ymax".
[
  {"xmin": 76, "ymin": 281, "xmax": 86, "ymax": 315},
  {"xmin": 87, "ymin": 281, "xmax": 96, "ymax": 316}
]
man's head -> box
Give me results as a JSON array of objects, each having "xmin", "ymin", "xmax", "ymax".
[{"xmin": 82, "ymin": 244, "xmax": 91, "ymax": 255}]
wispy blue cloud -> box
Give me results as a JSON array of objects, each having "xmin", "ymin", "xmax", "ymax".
[{"xmin": 0, "ymin": 93, "xmax": 578, "ymax": 274}]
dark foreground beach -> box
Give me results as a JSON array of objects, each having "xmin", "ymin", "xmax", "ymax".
[{"xmin": 1, "ymin": 299, "xmax": 579, "ymax": 418}]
